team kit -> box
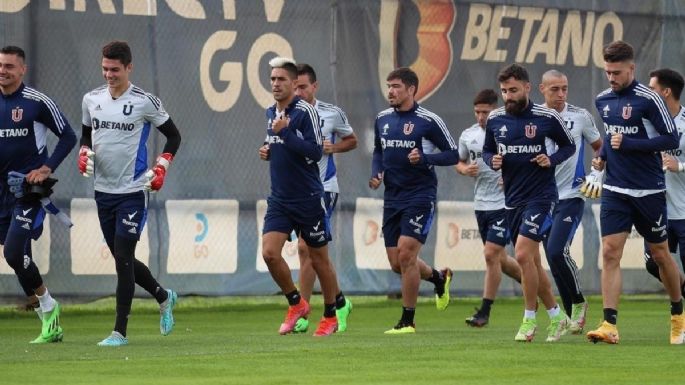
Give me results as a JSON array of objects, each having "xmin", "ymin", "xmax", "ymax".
[{"xmin": 1, "ymin": 39, "xmax": 685, "ymax": 346}]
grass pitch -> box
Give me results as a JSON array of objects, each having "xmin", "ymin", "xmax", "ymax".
[{"xmin": 0, "ymin": 295, "xmax": 681, "ymax": 385}]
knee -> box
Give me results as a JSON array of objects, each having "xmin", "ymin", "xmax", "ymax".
[
  {"xmin": 514, "ymin": 251, "xmax": 531, "ymax": 267},
  {"xmin": 483, "ymin": 249, "xmax": 500, "ymax": 267},
  {"xmin": 2, "ymin": 240, "xmax": 24, "ymax": 270},
  {"xmin": 397, "ymin": 251, "xmax": 416, "ymax": 269}
]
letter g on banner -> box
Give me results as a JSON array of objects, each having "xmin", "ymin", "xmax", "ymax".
[{"xmin": 378, "ymin": 0, "xmax": 456, "ymax": 103}]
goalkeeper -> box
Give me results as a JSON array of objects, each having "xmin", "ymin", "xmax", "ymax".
[
  {"xmin": 538, "ymin": 70, "xmax": 602, "ymax": 334},
  {"xmin": 80, "ymin": 41, "xmax": 181, "ymax": 347}
]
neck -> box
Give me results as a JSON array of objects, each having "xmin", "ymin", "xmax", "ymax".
[
  {"xmin": 109, "ymin": 82, "xmax": 130, "ymax": 99},
  {"xmin": 667, "ymin": 99, "xmax": 681, "ymax": 117},
  {"xmin": 276, "ymin": 95, "xmax": 294, "ymax": 111},
  {"xmin": 397, "ymin": 99, "xmax": 415, "ymax": 112},
  {"xmin": 0, "ymin": 82, "xmax": 21, "ymax": 96},
  {"xmin": 545, "ymin": 102, "xmax": 564, "ymax": 113}
]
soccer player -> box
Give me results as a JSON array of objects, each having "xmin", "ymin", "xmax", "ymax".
[
  {"xmin": 0, "ymin": 45, "xmax": 76, "ymax": 343},
  {"xmin": 586, "ymin": 41, "xmax": 684, "ymax": 345},
  {"xmin": 643, "ymin": 69, "xmax": 685, "ymax": 293},
  {"xmin": 538, "ymin": 70, "xmax": 602, "ymax": 333},
  {"xmin": 291, "ymin": 63, "xmax": 356, "ymax": 333},
  {"xmin": 482, "ymin": 63, "xmax": 575, "ymax": 342},
  {"xmin": 81, "ymin": 41, "xmax": 181, "ymax": 346},
  {"xmin": 456, "ymin": 89, "xmax": 521, "ymax": 327},
  {"xmin": 370, "ymin": 67, "xmax": 457, "ymax": 334},
  {"xmin": 258, "ymin": 57, "xmax": 340, "ymax": 337}
]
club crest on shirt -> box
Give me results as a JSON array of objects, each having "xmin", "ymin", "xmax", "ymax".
[
  {"xmin": 11, "ymin": 107, "xmax": 23, "ymax": 122},
  {"xmin": 622, "ymin": 105, "xmax": 632, "ymax": 120},
  {"xmin": 525, "ymin": 123, "xmax": 537, "ymax": 138},
  {"xmin": 403, "ymin": 122, "xmax": 414, "ymax": 135}
]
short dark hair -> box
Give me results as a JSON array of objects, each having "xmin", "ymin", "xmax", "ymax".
[
  {"xmin": 649, "ymin": 68, "xmax": 684, "ymax": 101},
  {"xmin": 387, "ymin": 67, "xmax": 419, "ymax": 95},
  {"xmin": 296, "ymin": 63, "xmax": 317, "ymax": 83},
  {"xmin": 102, "ymin": 41, "xmax": 132, "ymax": 66},
  {"xmin": 0, "ymin": 45, "xmax": 26, "ymax": 61},
  {"xmin": 603, "ymin": 40, "xmax": 634, "ymax": 63},
  {"xmin": 498, "ymin": 63, "xmax": 529, "ymax": 83},
  {"xmin": 473, "ymin": 89, "xmax": 498, "ymax": 105}
]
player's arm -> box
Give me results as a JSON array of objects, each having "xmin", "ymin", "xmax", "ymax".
[
  {"xmin": 27, "ymin": 97, "xmax": 77, "ymax": 183},
  {"xmin": 482, "ymin": 123, "xmax": 499, "ymax": 170},
  {"xmin": 415, "ymin": 117, "xmax": 459, "ymax": 166},
  {"xmin": 455, "ymin": 134, "xmax": 477, "ymax": 176},
  {"xmin": 618, "ymin": 97, "xmax": 679, "ymax": 152},
  {"xmin": 547, "ymin": 114, "xmax": 575, "ymax": 166},
  {"xmin": 278, "ymin": 108, "xmax": 323, "ymax": 162},
  {"xmin": 326, "ymin": 109, "xmax": 358, "ymax": 154},
  {"xmin": 370, "ymin": 119, "xmax": 383, "ymax": 189}
]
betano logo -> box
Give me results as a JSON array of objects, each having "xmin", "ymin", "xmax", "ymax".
[{"xmin": 379, "ymin": 1, "xmax": 622, "ymax": 103}]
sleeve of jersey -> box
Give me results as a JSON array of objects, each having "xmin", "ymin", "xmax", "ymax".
[
  {"xmin": 422, "ymin": 118, "xmax": 459, "ymax": 166},
  {"xmin": 81, "ymin": 95, "xmax": 91, "ymax": 126},
  {"xmin": 279, "ymin": 112, "xmax": 323, "ymax": 162},
  {"xmin": 40, "ymin": 98, "xmax": 77, "ymax": 172},
  {"xmin": 334, "ymin": 107, "xmax": 354, "ymax": 138},
  {"xmin": 371, "ymin": 119, "xmax": 384, "ymax": 178},
  {"xmin": 620, "ymin": 98, "xmax": 679, "ymax": 152},
  {"xmin": 482, "ymin": 124, "xmax": 496, "ymax": 168},
  {"xmin": 457, "ymin": 134, "xmax": 469, "ymax": 161},
  {"xmin": 144, "ymin": 93, "xmax": 171, "ymax": 127},
  {"xmin": 582, "ymin": 110, "xmax": 601, "ymax": 144},
  {"xmin": 548, "ymin": 115, "xmax": 575, "ymax": 166}
]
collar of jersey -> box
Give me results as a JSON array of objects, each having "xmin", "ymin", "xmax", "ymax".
[
  {"xmin": 613, "ymin": 79, "xmax": 638, "ymax": 96},
  {"xmin": 394, "ymin": 101, "xmax": 419, "ymax": 114},
  {"xmin": 1, "ymin": 82, "xmax": 25, "ymax": 99}
]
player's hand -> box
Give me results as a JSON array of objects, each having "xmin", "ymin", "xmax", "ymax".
[
  {"xmin": 25, "ymin": 165, "xmax": 52, "ymax": 184},
  {"xmin": 610, "ymin": 133, "xmax": 623, "ymax": 149},
  {"xmin": 322, "ymin": 138, "xmax": 334, "ymax": 154},
  {"xmin": 591, "ymin": 157, "xmax": 605, "ymax": 171},
  {"xmin": 408, "ymin": 148, "xmax": 422, "ymax": 164},
  {"xmin": 271, "ymin": 114, "xmax": 289, "ymax": 134},
  {"xmin": 259, "ymin": 144, "xmax": 270, "ymax": 161},
  {"xmin": 464, "ymin": 163, "xmax": 479, "ymax": 177},
  {"xmin": 369, "ymin": 172, "xmax": 383, "ymax": 189},
  {"xmin": 144, "ymin": 153, "xmax": 173, "ymax": 192},
  {"xmin": 662, "ymin": 152, "xmax": 682, "ymax": 172},
  {"xmin": 530, "ymin": 154, "xmax": 551, "ymax": 168},
  {"xmin": 491, "ymin": 154, "xmax": 503, "ymax": 170},
  {"xmin": 579, "ymin": 167, "xmax": 604, "ymax": 198},
  {"xmin": 78, "ymin": 145, "xmax": 95, "ymax": 177}
]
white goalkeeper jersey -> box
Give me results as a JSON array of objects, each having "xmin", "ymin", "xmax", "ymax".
[
  {"xmin": 457, "ymin": 123, "xmax": 504, "ymax": 211},
  {"xmin": 315, "ymin": 99, "xmax": 354, "ymax": 193},
  {"xmin": 82, "ymin": 83, "xmax": 169, "ymax": 194},
  {"xmin": 665, "ymin": 106, "xmax": 685, "ymax": 219},
  {"xmin": 549, "ymin": 103, "xmax": 601, "ymax": 200}
]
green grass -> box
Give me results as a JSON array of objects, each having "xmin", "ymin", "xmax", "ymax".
[{"xmin": 0, "ymin": 295, "xmax": 682, "ymax": 385}]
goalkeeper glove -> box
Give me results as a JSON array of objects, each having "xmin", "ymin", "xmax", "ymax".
[
  {"xmin": 144, "ymin": 153, "xmax": 173, "ymax": 192},
  {"xmin": 580, "ymin": 167, "xmax": 604, "ymax": 199},
  {"xmin": 78, "ymin": 145, "xmax": 95, "ymax": 177}
]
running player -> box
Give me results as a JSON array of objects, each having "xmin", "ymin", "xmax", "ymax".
[
  {"xmin": 456, "ymin": 89, "xmax": 521, "ymax": 327},
  {"xmin": 291, "ymin": 63, "xmax": 356, "ymax": 333},
  {"xmin": 81, "ymin": 41, "xmax": 181, "ymax": 346},
  {"xmin": 539, "ymin": 70, "xmax": 602, "ymax": 333},
  {"xmin": 586, "ymin": 41, "xmax": 684, "ymax": 345},
  {"xmin": 483, "ymin": 63, "xmax": 575, "ymax": 342},
  {"xmin": 370, "ymin": 67, "xmax": 458, "ymax": 334}
]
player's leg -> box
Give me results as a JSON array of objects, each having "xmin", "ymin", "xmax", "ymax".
[
  {"xmin": 468, "ymin": 209, "xmax": 513, "ymax": 326},
  {"xmin": 587, "ymin": 190, "xmax": 632, "ymax": 344},
  {"xmin": 94, "ymin": 192, "xmax": 131, "ymax": 346},
  {"xmin": 544, "ymin": 198, "xmax": 587, "ymax": 332},
  {"xmin": 296, "ymin": 237, "xmax": 315, "ymax": 302},
  {"xmin": 262, "ymin": 199, "xmax": 309, "ymax": 334},
  {"xmin": 3, "ymin": 200, "xmax": 62, "ymax": 344},
  {"xmin": 634, "ymin": 192, "xmax": 684, "ymax": 344}
]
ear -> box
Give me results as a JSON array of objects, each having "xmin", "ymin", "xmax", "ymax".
[{"xmin": 538, "ymin": 83, "xmax": 545, "ymax": 93}]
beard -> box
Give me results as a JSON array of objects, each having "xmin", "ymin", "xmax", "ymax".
[{"xmin": 505, "ymin": 98, "xmax": 528, "ymax": 115}]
